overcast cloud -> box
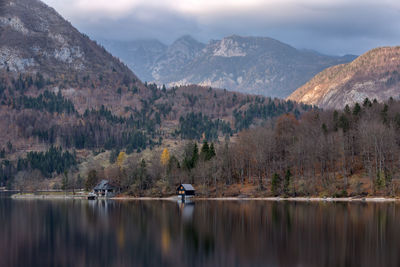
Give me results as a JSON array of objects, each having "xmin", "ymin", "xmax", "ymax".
[{"xmin": 42, "ymin": 0, "xmax": 400, "ymax": 55}]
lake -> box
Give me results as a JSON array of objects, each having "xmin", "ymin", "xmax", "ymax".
[{"xmin": 0, "ymin": 198, "xmax": 399, "ymax": 267}]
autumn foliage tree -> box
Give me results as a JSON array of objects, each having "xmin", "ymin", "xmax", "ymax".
[
  {"xmin": 161, "ymin": 148, "xmax": 170, "ymax": 166},
  {"xmin": 117, "ymin": 152, "xmax": 126, "ymax": 169}
]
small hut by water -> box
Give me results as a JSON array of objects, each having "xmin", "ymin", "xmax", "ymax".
[
  {"xmin": 176, "ymin": 184, "xmax": 195, "ymax": 202},
  {"xmin": 93, "ymin": 180, "xmax": 116, "ymax": 197}
]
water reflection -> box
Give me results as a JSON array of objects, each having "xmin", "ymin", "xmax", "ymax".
[
  {"xmin": 0, "ymin": 199, "xmax": 400, "ymax": 267},
  {"xmin": 178, "ymin": 202, "xmax": 195, "ymax": 222}
]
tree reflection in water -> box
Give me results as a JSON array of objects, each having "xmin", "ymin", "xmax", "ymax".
[{"xmin": 0, "ymin": 199, "xmax": 400, "ymax": 267}]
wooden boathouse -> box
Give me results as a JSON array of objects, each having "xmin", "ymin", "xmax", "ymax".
[{"xmin": 176, "ymin": 184, "xmax": 195, "ymax": 202}]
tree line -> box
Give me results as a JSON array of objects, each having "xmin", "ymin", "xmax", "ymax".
[
  {"xmin": 1, "ymin": 146, "xmax": 76, "ymax": 187},
  {"xmin": 83, "ymin": 98, "xmax": 400, "ymax": 197}
]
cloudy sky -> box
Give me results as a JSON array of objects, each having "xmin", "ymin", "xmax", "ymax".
[{"xmin": 42, "ymin": 0, "xmax": 400, "ymax": 55}]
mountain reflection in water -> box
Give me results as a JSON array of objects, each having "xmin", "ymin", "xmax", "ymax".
[{"xmin": 0, "ymin": 199, "xmax": 399, "ymax": 267}]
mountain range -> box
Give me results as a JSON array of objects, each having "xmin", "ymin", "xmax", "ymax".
[
  {"xmin": 288, "ymin": 46, "xmax": 400, "ymax": 109},
  {"xmin": 102, "ymin": 35, "xmax": 356, "ymax": 98},
  {"xmin": 0, "ymin": 0, "xmax": 311, "ymax": 157},
  {"xmin": 2, "ymin": 0, "xmax": 400, "ymax": 196}
]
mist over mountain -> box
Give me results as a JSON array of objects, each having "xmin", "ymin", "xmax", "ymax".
[{"xmin": 102, "ymin": 35, "xmax": 356, "ymax": 98}]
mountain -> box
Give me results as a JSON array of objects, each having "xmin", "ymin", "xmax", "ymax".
[
  {"xmin": 0, "ymin": 0, "xmax": 318, "ymax": 193},
  {"xmin": 288, "ymin": 47, "xmax": 400, "ymax": 109},
  {"xmin": 152, "ymin": 35, "xmax": 205, "ymax": 82},
  {"xmin": 0, "ymin": 0, "xmax": 139, "ymax": 86},
  {"xmin": 102, "ymin": 35, "xmax": 356, "ymax": 98},
  {"xmin": 0, "ymin": 0, "xmax": 313, "ymax": 159},
  {"xmin": 100, "ymin": 39, "xmax": 167, "ymax": 82}
]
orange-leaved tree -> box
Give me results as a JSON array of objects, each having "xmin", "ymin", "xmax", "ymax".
[{"xmin": 161, "ymin": 148, "xmax": 170, "ymax": 167}]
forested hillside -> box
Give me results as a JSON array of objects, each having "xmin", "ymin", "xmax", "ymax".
[
  {"xmin": 6, "ymin": 0, "xmax": 394, "ymax": 198},
  {"xmin": 68, "ymin": 98, "xmax": 400, "ymax": 197},
  {"xmin": 0, "ymin": 75, "xmax": 311, "ymax": 188},
  {"xmin": 0, "ymin": 0, "xmax": 315, "ymax": 191}
]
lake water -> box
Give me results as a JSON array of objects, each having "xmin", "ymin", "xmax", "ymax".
[{"xmin": 0, "ymin": 199, "xmax": 400, "ymax": 267}]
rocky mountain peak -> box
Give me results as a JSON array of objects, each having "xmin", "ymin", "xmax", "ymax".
[
  {"xmin": 212, "ymin": 36, "xmax": 247, "ymax": 57},
  {"xmin": 167, "ymin": 35, "xmax": 205, "ymax": 59}
]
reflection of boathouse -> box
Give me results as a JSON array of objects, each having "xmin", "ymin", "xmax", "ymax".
[
  {"xmin": 176, "ymin": 184, "xmax": 195, "ymax": 202},
  {"xmin": 178, "ymin": 202, "xmax": 195, "ymax": 222}
]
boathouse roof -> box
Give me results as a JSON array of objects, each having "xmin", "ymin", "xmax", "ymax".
[
  {"xmin": 180, "ymin": 184, "xmax": 195, "ymax": 191},
  {"xmin": 94, "ymin": 180, "xmax": 116, "ymax": 191}
]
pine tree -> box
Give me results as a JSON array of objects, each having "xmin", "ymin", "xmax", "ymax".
[
  {"xmin": 109, "ymin": 149, "xmax": 119, "ymax": 164},
  {"xmin": 344, "ymin": 104, "xmax": 351, "ymax": 114},
  {"xmin": 283, "ymin": 169, "xmax": 292, "ymax": 196},
  {"xmin": 271, "ymin": 173, "xmax": 281, "ymax": 196},
  {"xmin": 139, "ymin": 159, "xmax": 148, "ymax": 190},
  {"xmin": 338, "ymin": 114, "xmax": 350, "ymax": 132},
  {"xmin": 6, "ymin": 141, "xmax": 12, "ymax": 153},
  {"xmin": 382, "ymin": 104, "xmax": 389, "ymax": 124},
  {"xmin": 192, "ymin": 143, "xmax": 199, "ymax": 167},
  {"xmin": 200, "ymin": 141, "xmax": 210, "ymax": 160},
  {"xmin": 363, "ymin": 98, "xmax": 372, "ymax": 107},
  {"xmin": 208, "ymin": 143, "xmax": 216, "ymax": 160},
  {"xmin": 322, "ymin": 123, "xmax": 328, "ymax": 135},
  {"xmin": 183, "ymin": 142, "xmax": 199, "ymax": 170},
  {"xmin": 353, "ymin": 103, "xmax": 361, "ymax": 116}
]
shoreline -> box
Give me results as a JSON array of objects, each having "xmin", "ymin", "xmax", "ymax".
[{"xmin": 10, "ymin": 194, "xmax": 400, "ymax": 202}]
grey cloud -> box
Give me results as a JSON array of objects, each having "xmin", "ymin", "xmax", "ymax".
[
  {"xmin": 0, "ymin": 0, "xmax": 7, "ymax": 15},
  {"xmin": 73, "ymin": 6, "xmax": 201, "ymax": 44},
  {"xmin": 53, "ymin": 1, "xmax": 400, "ymax": 55}
]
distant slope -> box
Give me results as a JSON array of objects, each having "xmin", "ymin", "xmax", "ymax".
[
  {"xmin": 102, "ymin": 35, "xmax": 356, "ymax": 98},
  {"xmin": 288, "ymin": 47, "xmax": 400, "ymax": 109},
  {"xmin": 100, "ymin": 39, "xmax": 167, "ymax": 82}
]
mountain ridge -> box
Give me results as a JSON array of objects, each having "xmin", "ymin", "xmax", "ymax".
[{"xmin": 102, "ymin": 35, "xmax": 357, "ymax": 98}]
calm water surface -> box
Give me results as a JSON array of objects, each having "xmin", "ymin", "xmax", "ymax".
[{"xmin": 0, "ymin": 198, "xmax": 399, "ymax": 267}]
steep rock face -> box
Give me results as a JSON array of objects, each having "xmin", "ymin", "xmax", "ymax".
[
  {"xmin": 104, "ymin": 35, "xmax": 356, "ymax": 98},
  {"xmin": 0, "ymin": 0, "xmax": 137, "ymax": 83},
  {"xmin": 288, "ymin": 47, "xmax": 400, "ymax": 109}
]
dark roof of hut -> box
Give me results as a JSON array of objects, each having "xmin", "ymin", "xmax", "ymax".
[
  {"xmin": 180, "ymin": 184, "xmax": 195, "ymax": 191},
  {"xmin": 94, "ymin": 180, "xmax": 116, "ymax": 190}
]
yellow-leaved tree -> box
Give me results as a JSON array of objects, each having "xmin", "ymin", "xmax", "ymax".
[
  {"xmin": 161, "ymin": 148, "xmax": 170, "ymax": 166},
  {"xmin": 117, "ymin": 151, "xmax": 126, "ymax": 169}
]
